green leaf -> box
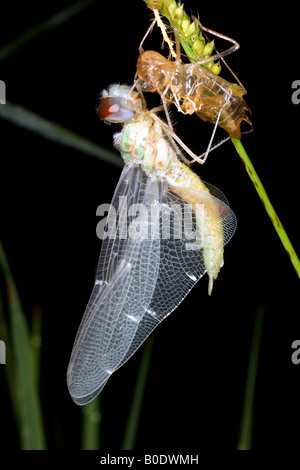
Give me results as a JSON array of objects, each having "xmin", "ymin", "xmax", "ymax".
[
  {"xmin": 0, "ymin": 0, "xmax": 97, "ymax": 62},
  {"xmin": 121, "ymin": 337, "xmax": 154, "ymax": 450},
  {"xmin": 81, "ymin": 395, "xmax": 101, "ymax": 450},
  {"xmin": 0, "ymin": 102, "xmax": 122, "ymax": 168},
  {"xmin": 231, "ymin": 138, "xmax": 300, "ymax": 279},
  {"xmin": 237, "ymin": 305, "xmax": 264, "ymax": 450},
  {"xmin": 0, "ymin": 239, "xmax": 46, "ymax": 449}
]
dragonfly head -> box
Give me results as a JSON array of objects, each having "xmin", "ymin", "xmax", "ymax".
[{"xmin": 98, "ymin": 84, "xmax": 142, "ymax": 123}]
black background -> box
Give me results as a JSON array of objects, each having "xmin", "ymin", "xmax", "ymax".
[{"xmin": 1, "ymin": 0, "xmax": 300, "ymax": 452}]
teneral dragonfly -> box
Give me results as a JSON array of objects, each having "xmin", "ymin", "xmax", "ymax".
[{"xmin": 67, "ymin": 84, "xmax": 236, "ymax": 405}]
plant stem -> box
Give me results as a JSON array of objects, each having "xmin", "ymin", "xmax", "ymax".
[
  {"xmin": 231, "ymin": 138, "xmax": 300, "ymax": 279},
  {"xmin": 237, "ymin": 305, "xmax": 264, "ymax": 450},
  {"xmin": 121, "ymin": 337, "xmax": 154, "ymax": 450},
  {"xmin": 0, "ymin": 238, "xmax": 46, "ymax": 449},
  {"xmin": 0, "ymin": 0, "xmax": 97, "ymax": 62},
  {"xmin": 82, "ymin": 395, "xmax": 101, "ymax": 450},
  {"xmin": 0, "ymin": 102, "xmax": 122, "ymax": 167}
]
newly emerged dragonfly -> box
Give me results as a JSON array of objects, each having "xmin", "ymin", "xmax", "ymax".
[
  {"xmin": 136, "ymin": 12, "xmax": 251, "ymax": 140},
  {"xmin": 67, "ymin": 84, "xmax": 236, "ymax": 405}
]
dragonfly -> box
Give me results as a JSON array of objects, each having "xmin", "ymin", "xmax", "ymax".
[
  {"xmin": 67, "ymin": 84, "xmax": 236, "ymax": 405},
  {"xmin": 136, "ymin": 12, "xmax": 252, "ymax": 144}
]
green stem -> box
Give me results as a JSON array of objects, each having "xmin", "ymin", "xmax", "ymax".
[
  {"xmin": 0, "ymin": 239, "xmax": 46, "ymax": 449},
  {"xmin": 231, "ymin": 138, "xmax": 300, "ymax": 279},
  {"xmin": 0, "ymin": 0, "xmax": 97, "ymax": 62},
  {"xmin": 121, "ymin": 337, "xmax": 154, "ymax": 450},
  {"xmin": 82, "ymin": 395, "xmax": 101, "ymax": 450},
  {"xmin": 0, "ymin": 102, "xmax": 122, "ymax": 167},
  {"xmin": 237, "ymin": 305, "xmax": 264, "ymax": 450}
]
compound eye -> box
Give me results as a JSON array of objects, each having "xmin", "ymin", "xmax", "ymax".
[{"xmin": 97, "ymin": 97, "xmax": 135, "ymax": 122}]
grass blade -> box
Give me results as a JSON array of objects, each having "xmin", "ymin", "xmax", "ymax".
[
  {"xmin": 0, "ymin": 238, "xmax": 46, "ymax": 449},
  {"xmin": 0, "ymin": 291, "xmax": 18, "ymax": 415},
  {"xmin": 121, "ymin": 337, "xmax": 154, "ymax": 450},
  {"xmin": 0, "ymin": 101, "xmax": 122, "ymax": 167},
  {"xmin": 31, "ymin": 304, "xmax": 43, "ymax": 389},
  {"xmin": 231, "ymin": 138, "xmax": 300, "ymax": 278},
  {"xmin": 237, "ymin": 305, "xmax": 264, "ymax": 450},
  {"xmin": 0, "ymin": 0, "xmax": 97, "ymax": 62},
  {"xmin": 81, "ymin": 395, "xmax": 101, "ymax": 449}
]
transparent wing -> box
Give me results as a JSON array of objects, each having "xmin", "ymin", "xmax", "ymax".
[
  {"xmin": 202, "ymin": 181, "xmax": 229, "ymax": 205},
  {"xmin": 67, "ymin": 165, "xmax": 162, "ymax": 404},
  {"xmin": 67, "ymin": 165, "xmax": 236, "ymax": 405},
  {"xmin": 120, "ymin": 182, "xmax": 236, "ymax": 365}
]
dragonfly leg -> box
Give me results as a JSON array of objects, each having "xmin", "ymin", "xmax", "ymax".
[
  {"xmin": 171, "ymin": 88, "xmax": 186, "ymax": 114},
  {"xmin": 139, "ymin": 17, "xmax": 157, "ymax": 54},
  {"xmin": 162, "ymin": 96, "xmax": 174, "ymax": 131},
  {"xmin": 131, "ymin": 78, "xmax": 148, "ymax": 110},
  {"xmin": 152, "ymin": 111, "xmax": 229, "ymax": 166},
  {"xmin": 140, "ymin": 8, "xmax": 176, "ymax": 58},
  {"xmin": 193, "ymin": 16, "xmax": 240, "ymax": 61},
  {"xmin": 196, "ymin": 103, "xmax": 227, "ymax": 164},
  {"xmin": 192, "ymin": 16, "xmax": 245, "ymax": 88}
]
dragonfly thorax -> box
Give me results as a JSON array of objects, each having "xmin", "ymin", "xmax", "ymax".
[{"xmin": 114, "ymin": 119, "xmax": 176, "ymax": 177}]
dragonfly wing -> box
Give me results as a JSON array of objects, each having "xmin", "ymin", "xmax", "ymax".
[
  {"xmin": 67, "ymin": 165, "xmax": 236, "ymax": 404},
  {"xmin": 67, "ymin": 165, "xmax": 162, "ymax": 405},
  {"xmin": 202, "ymin": 181, "xmax": 229, "ymax": 205},
  {"xmin": 120, "ymin": 184, "xmax": 236, "ymax": 365}
]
